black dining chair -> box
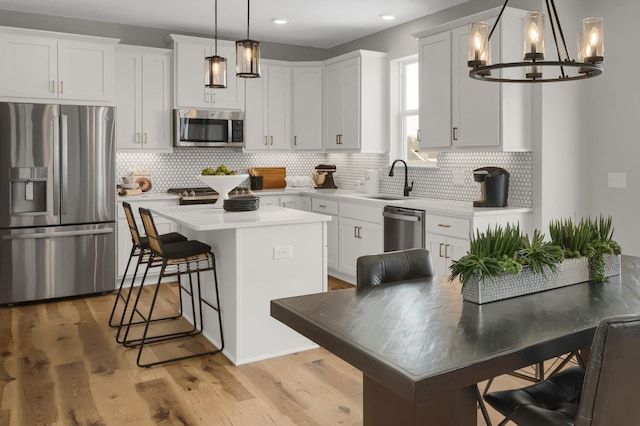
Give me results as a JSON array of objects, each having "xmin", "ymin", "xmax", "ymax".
[
  {"xmin": 484, "ymin": 314, "xmax": 640, "ymax": 426},
  {"xmin": 356, "ymin": 248, "xmax": 435, "ymax": 288},
  {"xmin": 356, "ymin": 249, "xmax": 494, "ymax": 424}
]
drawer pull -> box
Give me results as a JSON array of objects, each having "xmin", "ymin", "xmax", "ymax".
[
  {"xmin": 438, "ymin": 223, "xmax": 451, "ymax": 228},
  {"xmin": 318, "ymin": 204, "xmax": 326, "ymax": 208}
]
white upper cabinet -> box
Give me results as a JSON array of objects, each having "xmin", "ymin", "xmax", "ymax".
[
  {"xmin": 292, "ymin": 65, "xmax": 323, "ymax": 151},
  {"xmin": 416, "ymin": 7, "xmax": 531, "ymax": 151},
  {"xmin": 0, "ymin": 27, "xmax": 117, "ymax": 102},
  {"xmin": 323, "ymin": 50, "xmax": 387, "ymax": 153},
  {"xmin": 244, "ymin": 62, "xmax": 291, "ymax": 151},
  {"xmin": 170, "ymin": 34, "xmax": 244, "ymax": 110},
  {"xmin": 115, "ymin": 45, "xmax": 172, "ymax": 151}
]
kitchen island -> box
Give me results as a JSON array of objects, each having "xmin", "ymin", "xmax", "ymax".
[{"xmin": 151, "ymin": 204, "xmax": 331, "ymax": 365}]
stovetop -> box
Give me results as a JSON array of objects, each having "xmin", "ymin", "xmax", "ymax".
[{"xmin": 167, "ymin": 187, "xmax": 253, "ymax": 205}]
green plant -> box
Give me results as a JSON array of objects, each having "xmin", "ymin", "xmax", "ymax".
[
  {"xmin": 448, "ymin": 223, "xmax": 564, "ymax": 289},
  {"xmin": 518, "ymin": 229, "xmax": 565, "ymax": 275},
  {"xmin": 549, "ymin": 217, "xmax": 594, "ymax": 258}
]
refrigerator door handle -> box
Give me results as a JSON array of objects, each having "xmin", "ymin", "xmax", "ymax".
[
  {"xmin": 2, "ymin": 227, "xmax": 114, "ymax": 240},
  {"xmin": 60, "ymin": 113, "xmax": 68, "ymax": 215},
  {"xmin": 53, "ymin": 111, "xmax": 61, "ymax": 216}
]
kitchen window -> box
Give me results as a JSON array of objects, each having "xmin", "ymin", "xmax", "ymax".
[{"xmin": 391, "ymin": 56, "xmax": 437, "ymax": 166}]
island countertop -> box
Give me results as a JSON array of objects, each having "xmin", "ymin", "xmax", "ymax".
[{"xmin": 150, "ymin": 204, "xmax": 331, "ymax": 231}]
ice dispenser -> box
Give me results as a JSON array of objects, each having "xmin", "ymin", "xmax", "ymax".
[
  {"xmin": 9, "ymin": 167, "xmax": 48, "ymax": 214},
  {"xmin": 473, "ymin": 167, "xmax": 509, "ymax": 207}
]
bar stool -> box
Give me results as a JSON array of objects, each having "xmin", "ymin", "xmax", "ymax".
[
  {"xmin": 108, "ymin": 202, "xmax": 187, "ymax": 344},
  {"xmin": 124, "ymin": 207, "xmax": 224, "ymax": 368}
]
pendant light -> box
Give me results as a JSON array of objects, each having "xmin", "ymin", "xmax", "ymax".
[
  {"xmin": 206, "ymin": 0, "xmax": 227, "ymax": 88},
  {"xmin": 236, "ymin": 0, "xmax": 261, "ymax": 78},
  {"xmin": 468, "ymin": 0, "xmax": 603, "ymax": 83}
]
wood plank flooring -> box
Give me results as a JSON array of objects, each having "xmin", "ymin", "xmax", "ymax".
[{"xmin": 0, "ymin": 278, "xmax": 569, "ymax": 425}]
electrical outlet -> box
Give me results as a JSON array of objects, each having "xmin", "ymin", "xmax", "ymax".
[
  {"xmin": 273, "ymin": 245, "xmax": 293, "ymax": 259},
  {"xmin": 608, "ymin": 172, "xmax": 626, "ymax": 189}
]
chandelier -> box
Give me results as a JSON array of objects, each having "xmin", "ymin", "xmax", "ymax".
[{"xmin": 468, "ymin": 0, "xmax": 604, "ymax": 83}]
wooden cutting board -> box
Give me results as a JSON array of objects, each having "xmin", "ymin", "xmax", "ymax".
[{"xmin": 253, "ymin": 167, "xmax": 286, "ymax": 189}]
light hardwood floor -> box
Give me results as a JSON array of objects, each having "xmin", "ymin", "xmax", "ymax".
[{"xmin": 0, "ymin": 278, "xmax": 558, "ymax": 426}]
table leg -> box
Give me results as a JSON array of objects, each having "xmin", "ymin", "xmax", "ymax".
[{"xmin": 363, "ymin": 375, "xmax": 476, "ymax": 426}]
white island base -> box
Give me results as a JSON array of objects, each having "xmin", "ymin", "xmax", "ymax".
[{"xmin": 151, "ymin": 205, "xmax": 330, "ymax": 365}]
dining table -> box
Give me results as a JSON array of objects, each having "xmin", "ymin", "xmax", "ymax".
[{"xmin": 270, "ymin": 255, "xmax": 640, "ymax": 426}]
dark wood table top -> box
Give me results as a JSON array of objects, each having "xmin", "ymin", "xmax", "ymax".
[{"xmin": 271, "ymin": 255, "xmax": 640, "ymax": 402}]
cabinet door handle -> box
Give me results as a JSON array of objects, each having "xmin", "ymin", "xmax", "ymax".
[
  {"xmin": 59, "ymin": 81, "xmax": 64, "ymax": 94},
  {"xmin": 50, "ymin": 80, "xmax": 55, "ymax": 93},
  {"xmin": 357, "ymin": 226, "xmax": 362, "ymax": 239},
  {"xmin": 270, "ymin": 136, "xmax": 274, "ymax": 145},
  {"xmin": 452, "ymin": 127, "xmax": 458, "ymax": 141},
  {"xmin": 294, "ymin": 136, "xmax": 297, "ymax": 146},
  {"xmin": 438, "ymin": 223, "xmax": 451, "ymax": 228},
  {"xmin": 212, "ymin": 92, "xmax": 216, "ymax": 104},
  {"xmin": 339, "ymin": 134, "xmax": 343, "ymax": 144},
  {"xmin": 445, "ymin": 244, "xmax": 450, "ymax": 259},
  {"xmin": 264, "ymin": 136, "xmax": 268, "ymax": 145},
  {"xmin": 439, "ymin": 243, "xmax": 444, "ymax": 258},
  {"xmin": 136, "ymin": 133, "xmax": 141, "ymax": 144},
  {"xmin": 143, "ymin": 133, "xmax": 148, "ymax": 144},
  {"xmin": 354, "ymin": 226, "xmax": 358, "ymax": 238},
  {"xmin": 336, "ymin": 135, "xmax": 340, "ymax": 145}
]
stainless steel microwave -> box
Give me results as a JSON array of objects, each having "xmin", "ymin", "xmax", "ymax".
[{"xmin": 173, "ymin": 109, "xmax": 244, "ymax": 148}]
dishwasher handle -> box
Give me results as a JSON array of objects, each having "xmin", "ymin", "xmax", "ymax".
[{"xmin": 383, "ymin": 211, "xmax": 422, "ymax": 222}]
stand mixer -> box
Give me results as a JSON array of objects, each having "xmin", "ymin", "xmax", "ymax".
[{"xmin": 312, "ymin": 164, "xmax": 338, "ymax": 189}]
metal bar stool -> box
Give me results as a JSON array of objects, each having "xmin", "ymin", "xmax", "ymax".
[
  {"xmin": 125, "ymin": 207, "xmax": 224, "ymax": 368},
  {"xmin": 108, "ymin": 202, "xmax": 187, "ymax": 344}
]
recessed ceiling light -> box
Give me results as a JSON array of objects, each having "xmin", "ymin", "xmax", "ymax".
[
  {"xmin": 271, "ymin": 18, "xmax": 289, "ymax": 25},
  {"xmin": 380, "ymin": 14, "xmax": 395, "ymax": 21}
]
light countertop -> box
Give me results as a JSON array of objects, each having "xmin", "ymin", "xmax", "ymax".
[
  {"xmin": 252, "ymin": 188, "xmax": 532, "ymax": 218},
  {"xmin": 150, "ymin": 204, "xmax": 331, "ymax": 231}
]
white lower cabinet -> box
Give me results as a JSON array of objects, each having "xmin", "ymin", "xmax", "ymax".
[
  {"xmin": 427, "ymin": 233, "xmax": 469, "ymax": 275},
  {"xmin": 338, "ymin": 202, "xmax": 383, "ymax": 279},
  {"xmin": 116, "ymin": 198, "xmax": 180, "ymax": 283},
  {"xmin": 312, "ymin": 198, "xmax": 339, "ymax": 271},
  {"xmin": 280, "ymin": 195, "xmax": 310, "ymax": 211}
]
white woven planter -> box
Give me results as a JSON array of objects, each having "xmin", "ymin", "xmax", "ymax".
[{"xmin": 462, "ymin": 255, "xmax": 621, "ymax": 304}]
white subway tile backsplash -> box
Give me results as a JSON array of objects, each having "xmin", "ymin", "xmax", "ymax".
[{"xmin": 117, "ymin": 149, "xmax": 532, "ymax": 207}]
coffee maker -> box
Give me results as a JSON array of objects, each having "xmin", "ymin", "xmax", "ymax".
[{"xmin": 473, "ymin": 167, "xmax": 509, "ymax": 207}]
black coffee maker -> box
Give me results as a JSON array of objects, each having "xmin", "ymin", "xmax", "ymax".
[{"xmin": 473, "ymin": 167, "xmax": 510, "ymax": 207}]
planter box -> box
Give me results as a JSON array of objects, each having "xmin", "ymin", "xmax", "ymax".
[{"xmin": 462, "ymin": 255, "xmax": 621, "ymax": 304}]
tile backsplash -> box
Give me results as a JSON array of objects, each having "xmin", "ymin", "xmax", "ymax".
[{"xmin": 117, "ymin": 149, "xmax": 532, "ymax": 207}]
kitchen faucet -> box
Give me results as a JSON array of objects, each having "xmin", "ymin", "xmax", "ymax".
[{"xmin": 389, "ymin": 159, "xmax": 413, "ymax": 197}]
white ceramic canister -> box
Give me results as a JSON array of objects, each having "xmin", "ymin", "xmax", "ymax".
[{"xmin": 363, "ymin": 169, "xmax": 380, "ymax": 194}]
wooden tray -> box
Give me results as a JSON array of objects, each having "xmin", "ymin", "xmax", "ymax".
[{"xmin": 252, "ymin": 167, "xmax": 286, "ymax": 189}]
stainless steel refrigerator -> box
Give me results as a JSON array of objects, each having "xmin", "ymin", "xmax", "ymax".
[{"xmin": 0, "ymin": 102, "xmax": 115, "ymax": 304}]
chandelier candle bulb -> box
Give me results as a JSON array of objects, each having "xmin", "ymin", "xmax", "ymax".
[
  {"xmin": 468, "ymin": 21, "xmax": 491, "ymax": 67},
  {"xmin": 524, "ymin": 11, "xmax": 545, "ymax": 60},
  {"xmin": 582, "ymin": 17, "xmax": 604, "ymax": 63}
]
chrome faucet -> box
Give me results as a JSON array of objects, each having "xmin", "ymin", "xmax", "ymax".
[{"xmin": 389, "ymin": 159, "xmax": 413, "ymax": 197}]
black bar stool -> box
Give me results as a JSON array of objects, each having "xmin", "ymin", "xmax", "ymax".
[
  {"xmin": 123, "ymin": 207, "xmax": 224, "ymax": 368},
  {"xmin": 108, "ymin": 201, "xmax": 187, "ymax": 344}
]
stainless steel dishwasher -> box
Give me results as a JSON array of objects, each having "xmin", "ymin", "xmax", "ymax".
[{"xmin": 383, "ymin": 206, "xmax": 425, "ymax": 252}]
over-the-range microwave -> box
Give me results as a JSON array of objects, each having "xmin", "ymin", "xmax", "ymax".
[{"xmin": 173, "ymin": 109, "xmax": 244, "ymax": 148}]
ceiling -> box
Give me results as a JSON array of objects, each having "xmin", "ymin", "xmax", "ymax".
[{"xmin": 0, "ymin": 0, "xmax": 468, "ymax": 49}]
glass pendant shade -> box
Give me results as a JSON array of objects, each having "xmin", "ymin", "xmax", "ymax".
[
  {"xmin": 581, "ymin": 17, "xmax": 604, "ymax": 63},
  {"xmin": 236, "ymin": 39, "xmax": 261, "ymax": 78},
  {"xmin": 468, "ymin": 21, "xmax": 491, "ymax": 67},
  {"xmin": 524, "ymin": 11, "xmax": 545, "ymax": 60},
  {"xmin": 205, "ymin": 0, "xmax": 227, "ymax": 89},
  {"xmin": 206, "ymin": 55, "xmax": 227, "ymax": 88}
]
